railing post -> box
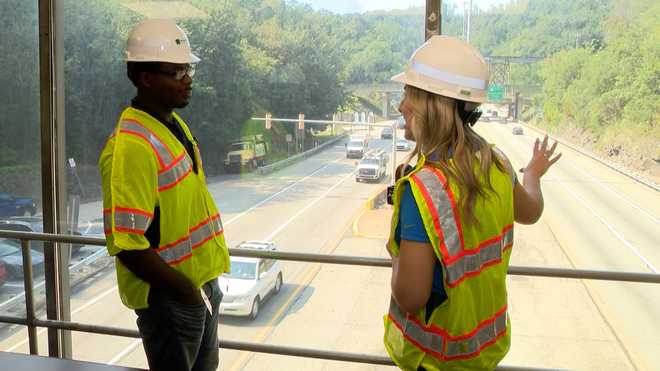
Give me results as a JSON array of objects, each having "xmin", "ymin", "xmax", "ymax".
[
  {"xmin": 391, "ymin": 121, "xmax": 397, "ymax": 183},
  {"xmin": 21, "ymin": 240, "xmax": 39, "ymax": 355}
]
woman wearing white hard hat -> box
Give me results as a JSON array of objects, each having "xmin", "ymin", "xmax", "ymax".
[{"xmin": 383, "ymin": 35, "xmax": 560, "ymax": 370}]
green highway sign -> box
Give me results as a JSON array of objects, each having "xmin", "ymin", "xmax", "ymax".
[{"xmin": 487, "ymin": 84, "xmax": 504, "ymax": 102}]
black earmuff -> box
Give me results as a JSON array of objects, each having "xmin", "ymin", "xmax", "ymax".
[{"xmin": 457, "ymin": 101, "xmax": 482, "ymax": 127}]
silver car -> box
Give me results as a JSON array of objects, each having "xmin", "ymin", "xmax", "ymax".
[
  {"xmin": 396, "ymin": 138, "xmax": 411, "ymax": 151},
  {"xmin": 356, "ymin": 150, "xmax": 388, "ymax": 182},
  {"xmin": 219, "ymin": 241, "xmax": 284, "ymax": 319}
]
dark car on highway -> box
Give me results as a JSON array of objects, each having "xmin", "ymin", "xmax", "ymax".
[
  {"xmin": 0, "ymin": 238, "xmax": 45, "ymax": 280},
  {"xmin": 0, "ymin": 192, "xmax": 37, "ymax": 218},
  {"xmin": 0, "ymin": 259, "xmax": 6, "ymax": 289},
  {"xmin": 0, "ymin": 216, "xmax": 85, "ymax": 254},
  {"xmin": 381, "ymin": 126, "xmax": 393, "ymax": 139}
]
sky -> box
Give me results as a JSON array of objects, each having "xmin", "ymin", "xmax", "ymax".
[{"xmin": 299, "ymin": 0, "xmax": 513, "ymax": 14}]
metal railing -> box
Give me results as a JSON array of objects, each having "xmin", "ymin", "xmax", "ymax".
[{"xmin": 2, "ymin": 230, "xmax": 659, "ymax": 370}]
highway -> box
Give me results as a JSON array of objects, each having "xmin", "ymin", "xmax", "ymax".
[
  {"xmin": 1, "ymin": 121, "xmax": 658, "ymax": 371},
  {"xmin": 0, "ymin": 132, "xmax": 396, "ymax": 369},
  {"xmin": 477, "ymin": 122, "xmax": 660, "ymax": 371}
]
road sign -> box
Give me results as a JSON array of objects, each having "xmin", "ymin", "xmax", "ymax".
[
  {"xmin": 487, "ymin": 84, "xmax": 504, "ymax": 102},
  {"xmin": 265, "ymin": 112, "xmax": 272, "ymax": 129},
  {"xmin": 298, "ymin": 113, "xmax": 305, "ymax": 130}
]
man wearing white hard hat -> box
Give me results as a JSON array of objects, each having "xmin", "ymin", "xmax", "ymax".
[
  {"xmin": 99, "ymin": 19, "xmax": 230, "ymax": 371},
  {"xmin": 382, "ymin": 35, "xmax": 561, "ymax": 370}
]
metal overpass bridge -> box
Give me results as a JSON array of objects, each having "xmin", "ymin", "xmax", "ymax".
[{"xmin": 348, "ymin": 55, "xmax": 544, "ymax": 118}]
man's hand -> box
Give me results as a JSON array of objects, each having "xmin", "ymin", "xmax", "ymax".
[
  {"xmin": 174, "ymin": 283, "xmax": 203, "ymax": 305},
  {"xmin": 117, "ymin": 248, "xmax": 203, "ymax": 305}
]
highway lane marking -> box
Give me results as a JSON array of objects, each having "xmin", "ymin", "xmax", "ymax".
[
  {"xmin": 0, "ymin": 156, "xmax": 346, "ymax": 360},
  {"xmin": 224, "ymin": 158, "xmax": 342, "ymax": 226},
  {"xmin": 542, "ymin": 217, "xmax": 641, "ymax": 371},
  {"xmin": 504, "ymin": 127, "xmax": 658, "ymax": 273},
  {"xmin": 352, "ymin": 207, "xmax": 368, "ymax": 236},
  {"xmin": 263, "ymin": 170, "xmax": 356, "ymax": 242},
  {"xmin": 108, "ymin": 339, "xmax": 141, "ymax": 365},
  {"xmin": 227, "ymin": 178, "xmax": 371, "ymax": 371},
  {"xmin": 0, "ymin": 247, "xmax": 108, "ymax": 311},
  {"xmin": 510, "ymin": 122, "xmax": 659, "ymax": 226},
  {"xmin": 104, "ymin": 157, "xmax": 349, "ymax": 365},
  {"xmin": 226, "ymin": 261, "xmax": 323, "ymax": 371},
  {"xmin": 5, "ymin": 285, "xmax": 118, "ymax": 352},
  {"xmin": 486, "ymin": 124, "xmax": 645, "ymax": 368},
  {"xmin": 552, "ymin": 151, "xmax": 659, "ymax": 226},
  {"xmin": 552, "ymin": 177, "xmax": 658, "ymax": 273}
]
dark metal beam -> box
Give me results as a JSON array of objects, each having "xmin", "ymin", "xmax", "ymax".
[
  {"xmin": 426, "ymin": 0, "xmax": 441, "ymax": 39},
  {"xmin": 38, "ymin": 0, "xmax": 71, "ymax": 358}
]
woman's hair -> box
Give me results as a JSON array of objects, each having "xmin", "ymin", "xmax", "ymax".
[{"xmin": 403, "ymin": 85, "xmax": 505, "ymax": 226}]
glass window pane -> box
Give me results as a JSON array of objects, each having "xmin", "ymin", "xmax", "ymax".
[
  {"xmin": 0, "ymin": 0, "xmax": 45, "ymax": 355},
  {"xmin": 1, "ymin": 1, "xmax": 656, "ymax": 370}
]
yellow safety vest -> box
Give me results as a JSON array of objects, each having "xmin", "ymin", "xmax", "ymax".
[
  {"xmin": 99, "ymin": 107, "xmax": 230, "ymax": 310},
  {"xmin": 384, "ymin": 155, "xmax": 514, "ymax": 371}
]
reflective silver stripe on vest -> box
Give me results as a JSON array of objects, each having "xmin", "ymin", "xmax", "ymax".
[
  {"xmin": 444, "ymin": 309, "xmax": 507, "ymax": 359},
  {"xmin": 445, "ymin": 228, "xmax": 513, "ymax": 286},
  {"xmin": 157, "ymin": 215, "xmax": 223, "ymax": 265},
  {"xmin": 191, "ymin": 215, "xmax": 222, "ymax": 249},
  {"xmin": 388, "ymin": 298, "xmax": 507, "ymax": 360},
  {"xmin": 413, "ymin": 169, "xmax": 462, "ymax": 257},
  {"xmin": 389, "ymin": 298, "xmax": 445, "ymax": 352},
  {"xmin": 158, "ymin": 237, "xmax": 192, "ymax": 264},
  {"xmin": 113, "ymin": 209, "xmax": 152, "ymax": 233},
  {"xmin": 158, "ymin": 155, "xmax": 193, "ymax": 191},
  {"xmin": 212, "ymin": 216, "xmax": 223, "ymax": 235},
  {"xmin": 119, "ymin": 120, "xmax": 174, "ymax": 166},
  {"xmin": 103, "ymin": 209, "xmax": 111, "ymax": 233}
]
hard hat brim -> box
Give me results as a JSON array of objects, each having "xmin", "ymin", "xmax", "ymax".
[
  {"xmin": 391, "ymin": 70, "xmax": 486, "ymax": 103},
  {"xmin": 125, "ymin": 52, "xmax": 200, "ymax": 64},
  {"xmin": 391, "ymin": 72, "xmax": 406, "ymax": 85}
]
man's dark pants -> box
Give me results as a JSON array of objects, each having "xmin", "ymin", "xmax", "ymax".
[{"xmin": 136, "ymin": 279, "xmax": 222, "ymax": 371}]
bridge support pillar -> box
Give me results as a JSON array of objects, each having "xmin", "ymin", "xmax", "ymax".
[{"xmin": 382, "ymin": 92, "xmax": 391, "ymax": 119}]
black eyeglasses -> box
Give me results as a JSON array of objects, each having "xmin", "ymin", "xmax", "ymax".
[{"xmin": 153, "ymin": 64, "xmax": 196, "ymax": 81}]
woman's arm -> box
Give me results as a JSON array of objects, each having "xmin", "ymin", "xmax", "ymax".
[{"xmin": 389, "ymin": 240, "xmax": 436, "ymax": 314}]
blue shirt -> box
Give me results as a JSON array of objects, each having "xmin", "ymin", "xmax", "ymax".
[{"xmin": 395, "ymin": 183, "xmax": 447, "ymax": 299}]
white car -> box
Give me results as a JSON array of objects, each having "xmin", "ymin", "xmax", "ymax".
[
  {"xmin": 396, "ymin": 138, "xmax": 411, "ymax": 151},
  {"xmin": 356, "ymin": 150, "xmax": 387, "ymax": 182},
  {"xmin": 346, "ymin": 138, "xmax": 367, "ymax": 158},
  {"xmin": 219, "ymin": 241, "xmax": 284, "ymax": 319}
]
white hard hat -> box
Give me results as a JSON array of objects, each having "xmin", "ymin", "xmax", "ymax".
[
  {"xmin": 392, "ymin": 35, "xmax": 489, "ymax": 103},
  {"xmin": 125, "ymin": 19, "xmax": 200, "ymax": 64}
]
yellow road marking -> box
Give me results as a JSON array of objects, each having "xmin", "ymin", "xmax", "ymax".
[{"xmin": 227, "ymin": 187, "xmax": 384, "ymax": 371}]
